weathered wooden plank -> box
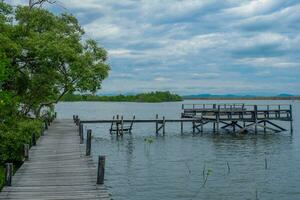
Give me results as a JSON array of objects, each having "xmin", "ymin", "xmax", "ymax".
[{"xmin": 0, "ymin": 119, "xmax": 111, "ymax": 199}]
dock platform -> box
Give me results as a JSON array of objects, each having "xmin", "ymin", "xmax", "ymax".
[
  {"xmin": 0, "ymin": 120, "xmax": 111, "ymax": 200},
  {"xmin": 76, "ymin": 103, "xmax": 293, "ymax": 135}
]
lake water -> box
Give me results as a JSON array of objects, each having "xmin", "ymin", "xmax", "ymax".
[{"xmin": 56, "ymin": 100, "xmax": 300, "ymax": 200}]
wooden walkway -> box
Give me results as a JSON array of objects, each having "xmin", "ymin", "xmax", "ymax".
[{"xmin": 0, "ymin": 120, "xmax": 111, "ymax": 200}]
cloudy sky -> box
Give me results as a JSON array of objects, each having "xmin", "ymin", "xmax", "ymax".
[{"xmin": 7, "ymin": 0, "xmax": 300, "ymax": 95}]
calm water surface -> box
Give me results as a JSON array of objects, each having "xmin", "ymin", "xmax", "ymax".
[{"xmin": 56, "ymin": 100, "xmax": 300, "ymax": 200}]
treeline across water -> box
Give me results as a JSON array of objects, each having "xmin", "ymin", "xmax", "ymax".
[{"xmin": 61, "ymin": 91, "xmax": 182, "ymax": 103}]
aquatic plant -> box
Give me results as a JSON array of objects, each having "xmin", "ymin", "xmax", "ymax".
[
  {"xmin": 144, "ymin": 136, "xmax": 155, "ymax": 144},
  {"xmin": 227, "ymin": 161, "xmax": 231, "ymax": 174},
  {"xmin": 144, "ymin": 136, "xmax": 155, "ymax": 156},
  {"xmin": 202, "ymin": 168, "xmax": 212, "ymax": 188},
  {"xmin": 184, "ymin": 161, "xmax": 191, "ymax": 174}
]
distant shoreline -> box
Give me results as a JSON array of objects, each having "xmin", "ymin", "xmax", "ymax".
[{"xmin": 183, "ymin": 96, "xmax": 300, "ymax": 100}]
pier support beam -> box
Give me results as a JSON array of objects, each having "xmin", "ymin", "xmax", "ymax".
[
  {"xmin": 24, "ymin": 144, "xmax": 29, "ymax": 161},
  {"xmin": 86, "ymin": 129, "xmax": 92, "ymax": 156},
  {"xmin": 216, "ymin": 105, "xmax": 220, "ymax": 133},
  {"xmin": 192, "ymin": 121, "xmax": 195, "ymax": 134},
  {"xmin": 79, "ymin": 123, "xmax": 83, "ymax": 144},
  {"xmin": 155, "ymin": 114, "xmax": 158, "ymax": 135},
  {"xmin": 254, "ymin": 105, "xmax": 258, "ymax": 134},
  {"xmin": 97, "ymin": 156, "xmax": 105, "ymax": 185},
  {"xmin": 5, "ymin": 163, "xmax": 13, "ymax": 186},
  {"xmin": 290, "ymin": 105, "xmax": 293, "ymax": 133},
  {"xmin": 162, "ymin": 116, "xmax": 166, "ymax": 136}
]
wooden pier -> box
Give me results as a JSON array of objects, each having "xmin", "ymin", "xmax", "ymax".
[
  {"xmin": 76, "ymin": 103, "xmax": 293, "ymax": 135},
  {"xmin": 182, "ymin": 103, "xmax": 293, "ymax": 134},
  {"xmin": 0, "ymin": 120, "xmax": 111, "ymax": 200}
]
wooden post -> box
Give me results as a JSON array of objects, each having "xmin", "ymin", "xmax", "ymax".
[
  {"xmin": 32, "ymin": 133, "xmax": 36, "ymax": 146},
  {"xmin": 5, "ymin": 163, "xmax": 13, "ymax": 186},
  {"xmin": 201, "ymin": 116, "xmax": 203, "ymax": 133},
  {"xmin": 73, "ymin": 115, "xmax": 75, "ymax": 123},
  {"xmin": 54, "ymin": 112, "xmax": 57, "ymax": 119},
  {"xmin": 290, "ymin": 105, "xmax": 293, "ymax": 133},
  {"xmin": 192, "ymin": 121, "xmax": 195, "ymax": 134},
  {"xmin": 278, "ymin": 105, "xmax": 281, "ymax": 118},
  {"xmin": 129, "ymin": 115, "xmax": 135, "ymax": 133},
  {"xmin": 86, "ymin": 129, "xmax": 92, "ymax": 156},
  {"xmin": 97, "ymin": 156, "xmax": 105, "ymax": 184},
  {"xmin": 233, "ymin": 122, "xmax": 236, "ymax": 133},
  {"xmin": 75, "ymin": 116, "xmax": 79, "ymax": 126},
  {"xmin": 254, "ymin": 105, "xmax": 258, "ymax": 134},
  {"xmin": 155, "ymin": 114, "xmax": 158, "ymax": 134},
  {"xmin": 24, "ymin": 144, "xmax": 29, "ymax": 161},
  {"xmin": 44, "ymin": 121, "xmax": 48, "ymax": 130},
  {"xmin": 121, "ymin": 116, "xmax": 124, "ymax": 135},
  {"xmin": 41, "ymin": 125, "xmax": 44, "ymax": 136},
  {"xmin": 80, "ymin": 123, "xmax": 84, "ymax": 144},
  {"xmin": 162, "ymin": 116, "xmax": 166, "ymax": 136},
  {"xmin": 216, "ymin": 105, "xmax": 220, "ymax": 133},
  {"xmin": 78, "ymin": 120, "xmax": 81, "ymax": 136},
  {"xmin": 116, "ymin": 115, "xmax": 119, "ymax": 135}
]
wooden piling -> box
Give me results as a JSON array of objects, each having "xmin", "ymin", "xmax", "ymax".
[
  {"xmin": 75, "ymin": 116, "xmax": 79, "ymax": 126},
  {"xmin": 290, "ymin": 105, "xmax": 293, "ymax": 133},
  {"xmin": 24, "ymin": 144, "xmax": 29, "ymax": 161},
  {"xmin": 32, "ymin": 133, "xmax": 36, "ymax": 146},
  {"xmin": 116, "ymin": 115, "xmax": 120, "ymax": 135},
  {"xmin": 213, "ymin": 122, "xmax": 216, "ymax": 133},
  {"xmin": 78, "ymin": 120, "xmax": 81, "ymax": 136},
  {"xmin": 121, "ymin": 116, "xmax": 124, "ymax": 135},
  {"xmin": 192, "ymin": 121, "xmax": 195, "ymax": 134},
  {"xmin": 129, "ymin": 115, "xmax": 135, "ymax": 133},
  {"xmin": 200, "ymin": 116, "xmax": 203, "ymax": 133},
  {"xmin": 254, "ymin": 105, "xmax": 258, "ymax": 134},
  {"xmin": 5, "ymin": 163, "xmax": 13, "ymax": 186},
  {"xmin": 97, "ymin": 156, "xmax": 105, "ymax": 184},
  {"xmin": 216, "ymin": 105, "xmax": 220, "ymax": 133},
  {"xmin": 41, "ymin": 125, "xmax": 44, "ymax": 136},
  {"xmin": 162, "ymin": 116, "xmax": 166, "ymax": 135},
  {"xmin": 86, "ymin": 129, "xmax": 92, "ymax": 156},
  {"xmin": 44, "ymin": 121, "xmax": 48, "ymax": 130},
  {"xmin": 110, "ymin": 116, "xmax": 115, "ymax": 134},
  {"xmin": 155, "ymin": 114, "xmax": 158, "ymax": 134},
  {"xmin": 80, "ymin": 123, "xmax": 84, "ymax": 144}
]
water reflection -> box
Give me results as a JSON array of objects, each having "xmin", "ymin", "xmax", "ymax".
[{"xmin": 56, "ymin": 100, "xmax": 300, "ymax": 200}]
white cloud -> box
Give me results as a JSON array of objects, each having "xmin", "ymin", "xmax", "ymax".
[
  {"xmin": 237, "ymin": 57, "xmax": 299, "ymax": 68},
  {"xmin": 223, "ymin": 0, "xmax": 283, "ymax": 17}
]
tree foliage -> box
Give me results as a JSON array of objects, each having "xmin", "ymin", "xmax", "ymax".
[
  {"xmin": 61, "ymin": 91, "xmax": 182, "ymax": 103},
  {"xmin": 0, "ymin": 1, "xmax": 110, "ymax": 187},
  {"xmin": 0, "ymin": 1, "xmax": 110, "ymax": 117}
]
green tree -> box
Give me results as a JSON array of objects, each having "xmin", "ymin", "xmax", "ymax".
[{"xmin": 1, "ymin": 2, "xmax": 110, "ymax": 117}]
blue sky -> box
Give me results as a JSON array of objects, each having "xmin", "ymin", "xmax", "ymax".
[{"xmin": 7, "ymin": 0, "xmax": 300, "ymax": 95}]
